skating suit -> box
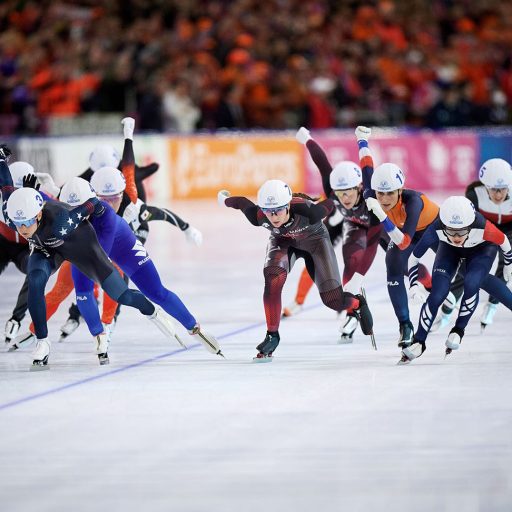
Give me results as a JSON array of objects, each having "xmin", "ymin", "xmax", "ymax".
[{"xmin": 409, "ymin": 212, "xmax": 512, "ymax": 340}]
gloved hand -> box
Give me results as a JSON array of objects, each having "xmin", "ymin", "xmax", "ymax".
[
  {"xmin": 295, "ymin": 127, "xmax": 312, "ymax": 145},
  {"xmin": 504, "ymin": 262, "xmax": 512, "ymax": 283},
  {"xmin": 123, "ymin": 200, "xmax": 142, "ymax": 226},
  {"xmin": 184, "ymin": 226, "xmax": 203, "ymax": 246},
  {"xmin": 327, "ymin": 208, "xmax": 343, "ymax": 227},
  {"xmin": 366, "ymin": 197, "xmax": 387, "ymax": 222},
  {"xmin": 35, "ymin": 172, "xmax": 60, "ymax": 197},
  {"xmin": 355, "ymin": 126, "xmax": 371, "ymax": 142},
  {"xmin": 408, "ymin": 282, "xmax": 428, "ymax": 304},
  {"xmin": 22, "ymin": 173, "xmax": 40, "ymax": 190},
  {"xmin": 121, "ymin": 117, "xmax": 135, "ymax": 140},
  {"xmin": 0, "ymin": 144, "xmax": 12, "ymax": 161},
  {"xmin": 218, "ymin": 190, "xmax": 230, "ymax": 206}
]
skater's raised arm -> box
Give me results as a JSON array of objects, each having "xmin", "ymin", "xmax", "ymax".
[
  {"xmin": 355, "ymin": 126, "xmax": 374, "ymax": 196},
  {"xmin": 120, "ymin": 117, "xmax": 138, "ymax": 203},
  {"xmin": 296, "ymin": 127, "xmax": 333, "ymax": 197},
  {"xmin": 291, "ymin": 198, "xmax": 335, "ymax": 224}
]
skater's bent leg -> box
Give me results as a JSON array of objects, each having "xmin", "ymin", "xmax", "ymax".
[
  {"xmin": 454, "ymin": 247, "xmax": 497, "ymax": 332},
  {"xmin": 101, "ymin": 270, "xmax": 155, "ymax": 316},
  {"xmin": 72, "ymin": 266, "xmax": 104, "ymax": 336},
  {"xmin": 319, "ymin": 285, "xmax": 357, "ymax": 313},
  {"xmin": 263, "ymin": 266, "xmax": 287, "ymax": 331},
  {"xmin": 386, "ymin": 244, "xmax": 411, "ymax": 323},
  {"xmin": 130, "ymin": 261, "xmax": 196, "ymax": 330},
  {"xmin": 27, "ymin": 254, "xmax": 56, "ymax": 340}
]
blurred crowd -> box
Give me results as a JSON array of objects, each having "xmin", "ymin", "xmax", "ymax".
[{"xmin": 1, "ymin": 0, "xmax": 512, "ymax": 134}]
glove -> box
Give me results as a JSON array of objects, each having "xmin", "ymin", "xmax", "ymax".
[
  {"xmin": 366, "ymin": 197, "xmax": 387, "ymax": 222},
  {"xmin": 295, "ymin": 127, "xmax": 312, "ymax": 145},
  {"xmin": 184, "ymin": 226, "xmax": 203, "ymax": 246},
  {"xmin": 22, "ymin": 173, "xmax": 40, "ymax": 190},
  {"xmin": 327, "ymin": 208, "xmax": 343, "ymax": 227},
  {"xmin": 121, "ymin": 117, "xmax": 135, "ymax": 140},
  {"xmin": 408, "ymin": 283, "xmax": 428, "ymax": 304},
  {"xmin": 123, "ymin": 200, "xmax": 142, "ymax": 226},
  {"xmin": 504, "ymin": 262, "xmax": 512, "ymax": 283},
  {"xmin": 35, "ymin": 172, "xmax": 60, "ymax": 197},
  {"xmin": 0, "ymin": 144, "xmax": 12, "ymax": 161},
  {"xmin": 218, "ymin": 189, "xmax": 230, "ymax": 207},
  {"xmin": 355, "ymin": 126, "xmax": 371, "ymax": 142}
]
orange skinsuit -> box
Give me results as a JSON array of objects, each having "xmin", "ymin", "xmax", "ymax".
[{"xmin": 28, "ymin": 261, "xmax": 121, "ymax": 334}]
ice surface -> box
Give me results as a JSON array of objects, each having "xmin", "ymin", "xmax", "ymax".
[{"xmin": 1, "ymin": 201, "xmax": 511, "ymax": 512}]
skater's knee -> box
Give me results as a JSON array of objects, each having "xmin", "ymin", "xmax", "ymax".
[{"xmin": 263, "ymin": 266, "xmax": 287, "ymax": 292}]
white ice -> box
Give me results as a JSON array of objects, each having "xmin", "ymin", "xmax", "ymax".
[{"xmin": 1, "ymin": 200, "xmax": 511, "ymax": 512}]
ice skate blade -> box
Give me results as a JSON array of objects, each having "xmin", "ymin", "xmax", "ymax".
[
  {"xmin": 30, "ymin": 359, "xmax": 49, "ymax": 371},
  {"xmin": 480, "ymin": 323, "xmax": 487, "ymax": 334},
  {"xmin": 445, "ymin": 348, "xmax": 452, "ymax": 358},
  {"xmin": 338, "ymin": 335, "xmax": 353, "ymax": 345},
  {"xmin": 397, "ymin": 355, "xmax": 411, "ymax": 365},
  {"xmin": 175, "ymin": 335, "xmax": 187, "ymax": 348},
  {"xmin": 253, "ymin": 355, "xmax": 273, "ymax": 363},
  {"xmin": 7, "ymin": 344, "xmax": 19, "ymax": 352},
  {"xmin": 98, "ymin": 354, "xmax": 110, "ymax": 365}
]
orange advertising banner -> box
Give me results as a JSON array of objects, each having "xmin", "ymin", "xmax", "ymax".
[{"xmin": 168, "ymin": 135, "xmax": 304, "ymax": 199}]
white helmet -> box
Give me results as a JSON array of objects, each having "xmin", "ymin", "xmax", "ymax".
[
  {"xmin": 479, "ymin": 158, "xmax": 512, "ymax": 189},
  {"xmin": 6, "ymin": 187, "xmax": 44, "ymax": 225},
  {"xmin": 90, "ymin": 166, "xmax": 126, "ymax": 196},
  {"xmin": 329, "ymin": 161, "xmax": 362, "ymax": 190},
  {"xmin": 440, "ymin": 196, "xmax": 475, "ymax": 229},
  {"xmin": 60, "ymin": 177, "xmax": 96, "ymax": 206},
  {"xmin": 257, "ymin": 179, "xmax": 293, "ymax": 209},
  {"xmin": 371, "ymin": 163, "xmax": 405, "ymax": 192},
  {"xmin": 9, "ymin": 161, "xmax": 35, "ymax": 188},
  {"xmin": 89, "ymin": 145, "xmax": 121, "ymax": 172}
]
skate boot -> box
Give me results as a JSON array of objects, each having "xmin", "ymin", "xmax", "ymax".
[
  {"xmin": 253, "ymin": 331, "xmax": 280, "ymax": 362},
  {"xmin": 398, "ymin": 320, "xmax": 414, "ymax": 348},
  {"xmin": 398, "ymin": 336, "xmax": 426, "ymax": 364},
  {"xmin": 4, "ymin": 318, "xmax": 20, "ymax": 344},
  {"xmin": 282, "ymin": 300, "xmax": 303, "ymax": 318},
  {"xmin": 30, "ymin": 338, "xmax": 50, "ymax": 371},
  {"xmin": 353, "ymin": 294, "xmax": 373, "ymax": 335},
  {"xmin": 59, "ymin": 317, "xmax": 79, "ymax": 342},
  {"xmin": 480, "ymin": 302, "xmax": 497, "ymax": 332},
  {"xmin": 8, "ymin": 331, "xmax": 36, "ymax": 352},
  {"xmin": 148, "ymin": 307, "xmax": 186, "ymax": 348},
  {"xmin": 338, "ymin": 311, "xmax": 358, "ymax": 344},
  {"xmin": 95, "ymin": 333, "xmax": 110, "ymax": 365},
  {"xmin": 189, "ymin": 324, "xmax": 224, "ymax": 357},
  {"xmin": 430, "ymin": 292, "xmax": 457, "ymax": 332},
  {"xmin": 445, "ymin": 327, "xmax": 464, "ymax": 356}
]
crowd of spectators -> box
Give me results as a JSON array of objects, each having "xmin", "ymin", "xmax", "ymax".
[{"xmin": 1, "ymin": 0, "xmax": 512, "ymax": 135}]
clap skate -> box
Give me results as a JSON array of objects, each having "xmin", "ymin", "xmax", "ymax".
[
  {"xmin": 353, "ymin": 289, "xmax": 377, "ymax": 349},
  {"xmin": 4, "ymin": 318, "xmax": 20, "ymax": 344},
  {"xmin": 338, "ymin": 311, "xmax": 358, "ymax": 344},
  {"xmin": 398, "ymin": 337, "xmax": 425, "ymax": 365},
  {"xmin": 148, "ymin": 307, "xmax": 186, "ymax": 348},
  {"xmin": 189, "ymin": 324, "xmax": 224, "ymax": 357},
  {"xmin": 95, "ymin": 333, "xmax": 110, "ymax": 365},
  {"xmin": 30, "ymin": 338, "xmax": 50, "ymax": 371},
  {"xmin": 480, "ymin": 302, "xmax": 497, "ymax": 333},
  {"xmin": 253, "ymin": 331, "xmax": 280, "ymax": 363},
  {"xmin": 8, "ymin": 331, "xmax": 35, "ymax": 352},
  {"xmin": 445, "ymin": 327, "xmax": 464, "ymax": 357},
  {"xmin": 282, "ymin": 300, "xmax": 303, "ymax": 318},
  {"xmin": 59, "ymin": 317, "xmax": 79, "ymax": 342}
]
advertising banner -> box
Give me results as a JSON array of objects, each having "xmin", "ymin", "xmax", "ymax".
[
  {"xmin": 305, "ymin": 131, "xmax": 479, "ymax": 196},
  {"xmin": 168, "ymin": 135, "xmax": 304, "ymax": 199}
]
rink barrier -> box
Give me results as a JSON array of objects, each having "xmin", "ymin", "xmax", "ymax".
[{"xmin": 12, "ymin": 129, "xmax": 512, "ymax": 202}]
